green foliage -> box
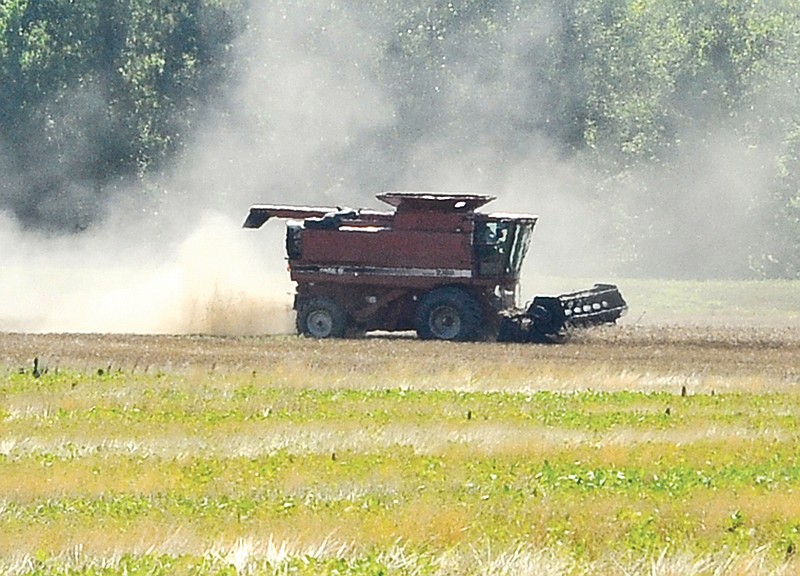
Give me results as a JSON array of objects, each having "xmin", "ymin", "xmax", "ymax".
[
  {"xmin": 0, "ymin": 0, "xmax": 244, "ymax": 230},
  {"xmin": 375, "ymin": 0, "xmax": 800, "ymax": 277}
]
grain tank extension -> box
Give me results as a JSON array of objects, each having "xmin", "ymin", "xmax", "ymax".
[{"xmin": 244, "ymin": 192, "xmax": 626, "ymax": 342}]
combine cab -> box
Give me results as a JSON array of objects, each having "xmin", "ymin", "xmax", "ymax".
[{"xmin": 244, "ymin": 192, "xmax": 626, "ymax": 342}]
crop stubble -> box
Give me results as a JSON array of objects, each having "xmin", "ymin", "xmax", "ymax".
[{"xmin": 2, "ymin": 325, "xmax": 799, "ymax": 389}]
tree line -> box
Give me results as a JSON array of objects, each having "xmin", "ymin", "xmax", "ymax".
[
  {"xmin": 1, "ymin": 0, "xmax": 799, "ymax": 278},
  {"xmin": 0, "ymin": 0, "xmax": 243, "ymax": 230}
]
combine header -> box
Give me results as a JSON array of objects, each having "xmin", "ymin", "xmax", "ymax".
[{"xmin": 244, "ymin": 192, "xmax": 626, "ymax": 342}]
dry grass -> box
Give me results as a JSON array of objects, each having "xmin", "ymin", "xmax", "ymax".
[
  {"xmin": 0, "ymin": 539, "xmax": 794, "ymax": 576},
  {"xmin": 2, "ymin": 324, "xmax": 800, "ymax": 390}
]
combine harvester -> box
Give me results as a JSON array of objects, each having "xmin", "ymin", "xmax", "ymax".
[{"xmin": 244, "ymin": 192, "xmax": 626, "ymax": 342}]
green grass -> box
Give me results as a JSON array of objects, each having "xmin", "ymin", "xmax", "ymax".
[
  {"xmin": 621, "ymin": 278, "xmax": 800, "ymax": 323},
  {"xmin": 529, "ymin": 277, "xmax": 800, "ymax": 325},
  {"xmin": 2, "ymin": 353, "xmax": 800, "ymax": 575}
]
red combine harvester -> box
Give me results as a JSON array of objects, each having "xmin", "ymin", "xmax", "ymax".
[{"xmin": 244, "ymin": 192, "xmax": 626, "ymax": 342}]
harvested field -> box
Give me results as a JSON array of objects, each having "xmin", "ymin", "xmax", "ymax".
[
  {"xmin": 2, "ymin": 325, "xmax": 799, "ymax": 391},
  {"xmin": 2, "ymin": 325, "xmax": 800, "ymax": 575}
]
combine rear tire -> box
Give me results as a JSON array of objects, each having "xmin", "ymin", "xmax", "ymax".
[
  {"xmin": 415, "ymin": 287, "xmax": 483, "ymax": 341},
  {"xmin": 296, "ymin": 297, "xmax": 347, "ymax": 338}
]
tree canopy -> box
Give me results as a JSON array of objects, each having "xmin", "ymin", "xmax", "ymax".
[
  {"xmin": 1, "ymin": 0, "xmax": 799, "ymax": 278},
  {"xmin": 0, "ymin": 0, "xmax": 242, "ymax": 229}
]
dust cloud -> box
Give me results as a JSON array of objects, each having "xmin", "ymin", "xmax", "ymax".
[
  {"xmin": 0, "ymin": 3, "xmax": 394, "ymax": 335},
  {"xmin": 0, "ymin": 210, "xmax": 294, "ymax": 334}
]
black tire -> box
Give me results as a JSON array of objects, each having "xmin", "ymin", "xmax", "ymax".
[
  {"xmin": 415, "ymin": 287, "xmax": 483, "ymax": 341},
  {"xmin": 296, "ymin": 297, "xmax": 348, "ymax": 338}
]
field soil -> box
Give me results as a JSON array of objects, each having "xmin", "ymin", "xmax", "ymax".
[{"xmin": 2, "ymin": 325, "xmax": 800, "ymax": 392}]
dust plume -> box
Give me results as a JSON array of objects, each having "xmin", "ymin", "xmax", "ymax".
[
  {"xmin": 1, "ymin": 3, "xmax": 394, "ymax": 335},
  {"xmin": 0, "ymin": 210, "xmax": 293, "ymax": 334}
]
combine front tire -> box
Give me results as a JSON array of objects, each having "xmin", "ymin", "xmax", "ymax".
[
  {"xmin": 296, "ymin": 297, "xmax": 348, "ymax": 338},
  {"xmin": 415, "ymin": 287, "xmax": 483, "ymax": 341}
]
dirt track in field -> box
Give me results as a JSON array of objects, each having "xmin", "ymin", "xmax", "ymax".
[{"xmin": 2, "ymin": 325, "xmax": 799, "ymax": 391}]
